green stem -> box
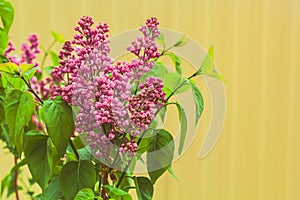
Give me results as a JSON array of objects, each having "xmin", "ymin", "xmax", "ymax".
[
  {"xmin": 69, "ymin": 139, "xmax": 80, "ymax": 160},
  {"xmin": 40, "ymin": 40, "xmax": 57, "ymax": 72},
  {"xmin": 21, "ymin": 76, "xmax": 44, "ymax": 104},
  {"xmin": 165, "ymin": 73, "xmax": 197, "ymax": 102}
]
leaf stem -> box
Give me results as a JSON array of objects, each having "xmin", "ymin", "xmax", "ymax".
[
  {"xmin": 21, "ymin": 76, "xmax": 44, "ymax": 104},
  {"xmin": 69, "ymin": 139, "xmax": 80, "ymax": 160},
  {"xmin": 165, "ymin": 73, "xmax": 197, "ymax": 102},
  {"xmin": 13, "ymin": 156, "xmax": 20, "ymax": 200}
]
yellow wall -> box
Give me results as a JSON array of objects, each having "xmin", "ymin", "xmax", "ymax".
[{"xmin": 1, "ymin": 0, "xmax": 300, "ymax": 199}]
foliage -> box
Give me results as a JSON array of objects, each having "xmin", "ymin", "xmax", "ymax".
[{"xmin": 0, "ymin": 2, "xmax": 224, "ymax": 200}]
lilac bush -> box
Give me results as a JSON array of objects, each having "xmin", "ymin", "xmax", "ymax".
[{"xmin": 0, "ymin": 1, "xmax": 223, "ymax": 199}]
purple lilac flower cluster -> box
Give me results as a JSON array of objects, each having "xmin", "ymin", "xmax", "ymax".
[
  {"xmin": 4, "ymin": 34, "xmax": 57, "ymax": 130},
  {"xmin": 4, "ymin": 34, "xmax": 55, "ymax": 100},
  {"xmin": 51, "ymin": 16, "xmax": 110, "ymax": 104},
  {"xmin": 5, "ymin": 34, "xmax": 40, "ymax": 68},
  {"xmin": 53, "ymin": 16, "xmax": 165, "ymax": 161}
]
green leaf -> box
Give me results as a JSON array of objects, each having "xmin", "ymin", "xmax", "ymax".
[
  {"xmin": 73, "ymin": 133, "xmax": 88, "ymax": 150},
  {"xmin": 133, "ymin": 176, "xmax": 154, "ymax": 200},
  {"xmin": 23, "ymin": 67, "xmax": 37, "ymax": 82},
  {"xmin": 24, "ymin": 131, "xmax": 52, "ymax": 190},
  {"xmin": 188, "ymin": 81, "xmax": 204, "ymax": 126},
  {"xmin": 51, "ymin": 30, "xmax": 65, "ymax": 43},
  {"xmin": 77, "ymin": 147, "xmax": 91, "ymax": 161},
  {"xmin": 39, "ymin": 97, "xmax": 74, "ymax": 155},
  {"xmin": 167, "ymin": 166, "xmax": 178, "ymax": 181},
  {"xmin": 2, "ymin": 73, "xmax": 26, "ymax": 90},
  {"xmin": 115, "ymin": 172, "xmax": 133, "ymax": 192},
  {"xmin": 147, "ymin": 129, "xmax": 175, "ymax": 184},
  {"xmin": 40, "ymin": 176, "xmax": 63, "ymax": 200},
  {"xmin": 0, "ymin": 54, "xmax": 9, "ymax": 63},
  {"xmin": 1, "ymin": 171, "xmax": 22, "ymax": 198},
  {"xmin": 197, "ymin": 46, "xmax": 226, "ymax": 82},
  {"xmin": 50, "ymin": 51, "xmax": 60, "ymax": 66},
  {"xmin": 158, "ymin": 106, "xmax": 166, "ymax": 122},
  {"xmin": 156, "ymin": 33, "xmax": 165, "ymax": 48},
  {"xmin": 19, "ymin": 63, "xmax": 34, "ymax": 73},
  {"xmin": 5, "ymin": 89, "xmax": 34, "ymax": 156},
  {"xmin": 173, "ymin": 34, "xmax": 189, "ymax": 47},
  {"xmin": 45, "ymin": 66, "xmax": 54, "ymax": 76},
  {"xmin": 163, "ymin": 73, "xmax": 190, "ymax": 97},
  {"xmin": 74, "ymin": 188, "xmax": 95, "ymax": 200},
  {"xmin": 10, "ymin": 159, "xmax": 27, "ymax": 173},
  {"xmin": 103, "ymin": 185, "xmax": 132, "ymax": 200},
  {"xmin": 0, "ymin": 62, "xmax": 19, "ymax": 75},
  {"xmin": 142, "ymin": 61, "xmax": 168, "ymax": 81},
  {"xmin": 1, "ymin": 173, "xmax": 9, "ymax": 197},
  {"xmin": 0, "ymin": 87, "xmax": 5, "ymax": 124},
  {"xmin": 167, "ymin": 53, "xmax": 182, "ymax": 75},
  {"xmin": 0, "ymin": 0, "xmax": 14, "ymax": 54},
  {"xmin": 60, "ymin": 160, "xmax": 96, "ymax": 200},
  {"xmin": 175, "ymin": 102, "xmax": 187, "ymax": 155}
]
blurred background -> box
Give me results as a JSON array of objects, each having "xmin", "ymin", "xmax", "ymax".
[{"xmin": 1, "ymin": 0, "xmax": 300, "ymax": 199}]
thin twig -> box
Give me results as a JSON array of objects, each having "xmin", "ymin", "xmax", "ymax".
[
  {"xmin": 21, "ymin": 76, "xmax": 44, "ymax": 104},
  {"xmin": 69, "ymin": 139, "xmax": 80, "ymax": 160},
  {"xmin": 13, "ymin": 157, "xmax": 20, "ymax": 200}
]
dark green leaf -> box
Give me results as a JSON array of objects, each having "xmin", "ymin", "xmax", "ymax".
[
  {"xmin": 60, "ymin": 160, "xmax": 96, "ymax": 200},
  {"xmin": 0, "ymin": 0, "xmax": 14, "ymax": 54},
  {"xmin": 77, "ymin": 147, "xmax": 91, "ymax": 161},
  {"xmin": 39, "ymin": 97, "xmax": 74, "ymax": 155},
  {"xmin": 10, "ymin": 159, "xmax": 27, "ymax": 173},
  {"xmin": 116, "ymin": 172, "xmax": 133, "ymax": 192},
  {"xmin": 5, "ymin": 89, "xmax": 34, "ymax": 156},
  {"xmin": 188, "ymin": 81, "xmax": 204, "ymax": 126},
  {"xmin": 175, "ymin": 103, "xmax": 187, "ymax": 155},
  {"xmin": 167, "ymin": 53, "xmax": 182, "ymax": 75},
  {"xmin": 24, "ymin": 131, "xmax": 52, "ymax": 190},
  {"xmin": 74, "ymin": 188, "xmax": 95, "ymax": 200},
  {"xmin": 133, "ymin": 176, "xmax": 153, "ymax": 200},
  {"xmin": 147, "ymin": 129, "xmax": 175, "ymax": 184},
  {"xmin": 103, "ymin": 185, "xmax": 132, "ymax": 200},
  {"xmin": 0, "ymin": 55, "xmax": 9, "ymax": 63},
  {"xmin": 40, "ymin": 176, "xmax": 63, "ymax": 200},
  {"xmin": 73, "ymin": 133, "xmax": 88, "ymax": 150}
]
